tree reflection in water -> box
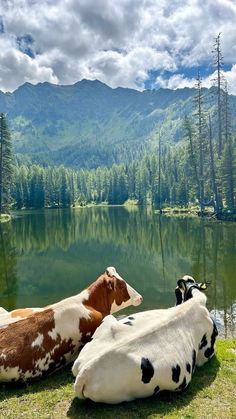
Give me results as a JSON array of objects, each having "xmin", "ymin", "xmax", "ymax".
[
  {"xmin": 0, "ymin": 223, "xmax": 18, "ymax": 311},
  {"xmin": 0, "ymin": 208, "xmax": 235, "ymax": 336}
]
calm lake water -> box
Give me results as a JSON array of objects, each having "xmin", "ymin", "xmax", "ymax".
[{"xmin": 0, "ymin": 207, "xmax": 235, "ymax": 337}]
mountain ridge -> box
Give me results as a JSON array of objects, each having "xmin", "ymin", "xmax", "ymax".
[{"xmin": 0, "ymin": 79, "xmax": 235, "ymax": 168}]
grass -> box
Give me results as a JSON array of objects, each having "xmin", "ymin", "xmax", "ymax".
[{"xmin": 0, "ymin": 339, "xmax": 235, "ymax": 419}]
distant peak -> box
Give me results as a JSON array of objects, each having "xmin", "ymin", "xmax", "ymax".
[
  {"xmin": 75, "ymin": 79, "xmax": 110, "ymax": 88},
  {"xmin": 21, "ymin": 82, "xmax": 33, "ymax": 88},
  {"xmin": 14, "ymin": 82, "xmax": 34, "ymax": 93}
]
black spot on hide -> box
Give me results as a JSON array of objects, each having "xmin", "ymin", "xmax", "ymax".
[
  {"xmin": 186, "ymin": 362, "xmax": 191, "ymax": 374},
  {"xmin": 192, "ymin": 349, "xmax": 196, "ymax": 372},
  {"xmin": 204, "ymin": 321, "xmax": 218, "ymax": 359},
  {"xmin": 175, "ymin": 288, "xmax": 183, "ymax": 305},
  {"xmin": 177, "ymin": 376, "xmax": 187, "ymax": 391},
  {"xmin": 141, "ymin": 357, "xmax": 154, "ymax": 384},
  {"xmin": 123, "ymin": 321, "xmax": 133, "ymax": 326},
  {"xmin": 199, "ymin": 333, "xmax": 208, "ymax": 350},
  {"xmin": 172, "ymin": 364, "xmax": 181, "ymax": 383},
  {"xmin": 154, "ymin": 385, "xmax": 160, "ymax": 394},
  {"xmin": 128, "ymin": 316, "xmax": 135, "ymax": 320}
]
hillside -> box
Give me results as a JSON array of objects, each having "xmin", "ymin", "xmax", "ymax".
[{"xmin": 0, "ymin": 80, "xmax": 236, "ymax": 168}]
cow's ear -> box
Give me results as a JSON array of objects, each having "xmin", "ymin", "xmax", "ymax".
[
  {"xmin": 175, "ymin": 287, "xmax": 183, "ymax": 305},
  {"xmin": 199, "ymin": 282, "xmax": 208, "ymax": 290},
  {"xmin": 177, "ymin": 279, "xmax": 186, "ymax": 290},
  {"xmin": 107, "ymin": 279, "xmax": 115, "ymax": 290}
]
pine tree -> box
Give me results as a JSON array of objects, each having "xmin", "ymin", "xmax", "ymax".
[
  {"xmin": 221, "ymin": 137, "xmax": 236, "ymax": 210},
  {"xmin": 193, "ymin": 72, "xmax": 208, "ymax": 213},
  {"xmin": 158, "ymin": 133, "xmax": 162, "ymax": 211},
  {"xmin": 184, "ymin": 116, "xmax": 200, "ymax": 206},
  {"xmin": 212, "ymin": 33, "xmax": 224, "ymax": 158},
  {"xmin": 60, "ymin": 167, "xmax": 71, "ymax": 207},
  {"xmin": 0, "ymin": 114, "xmax": 13, "ymax": 213},
  {"xmin": 208, "ymin": 114, "xmax": 220, "ymax": 214}
]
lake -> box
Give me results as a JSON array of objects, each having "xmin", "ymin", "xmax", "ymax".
[{"xmin": 0, "ymin": 207, "xmax": 235, "ymax": 337}]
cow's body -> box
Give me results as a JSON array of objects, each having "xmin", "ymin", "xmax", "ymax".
[
  {"xmin": 0, "ymin": 308, "xmax": 43, "ymax": 328},
  {"xmin": 0, "ymin": 307, "xmax": 8, "ymax": 315},
  {"xmin": 0, "ymin": 267, "xmax": 142, "ymax": 382},
  {"xmin": 73, "ymin": 276, "xmax": 217, "ymax": 404}
]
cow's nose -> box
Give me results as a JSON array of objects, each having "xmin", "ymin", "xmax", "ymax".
[{"xmin": 134, "ymin": 295, "xmax": 143, "ymax": 305}]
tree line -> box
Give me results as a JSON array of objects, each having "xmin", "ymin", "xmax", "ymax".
[{"xmin": 9, "ymin": 136, "xmax": 234, "ymax": 213}]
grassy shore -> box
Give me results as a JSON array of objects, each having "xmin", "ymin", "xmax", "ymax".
[{"xmin": 0, "ymin": 339, "xmax": 235, "ymax": 419}]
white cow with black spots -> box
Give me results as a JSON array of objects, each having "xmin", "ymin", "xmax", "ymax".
[{"xmin": 72, "ymin": 275, "xmax": 218, "ymax": 404}]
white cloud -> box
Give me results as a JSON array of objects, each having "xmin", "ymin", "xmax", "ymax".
[
  {"xmin": 81, "ymin": 47, "xmax": 176, "ymax": 90},
  {"xmin": 155, "ymin": 65, "xmax": 236, "ymax": 95},
  {"xmin": 222, "ymin": 65, "xmax": 236, "ymax": 95},
  {"xmin": 155, "ymin": 74, "xmax": 196, "ymax": 90},
  {"xmin": 0, "ymin": 0, "xmax": 236, "ymax": 92},
  {"xmin": 0, "ymin": 35, "xmax": 58, "ymax": 91}
]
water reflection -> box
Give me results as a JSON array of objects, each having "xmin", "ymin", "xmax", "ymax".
[
  {"xmin": 0, "ymin": 208, "xmax": 235, "ymax": 337},
  {"xmin": 0, "ymin": 224, "xmax": 18, "ymax": 310}
]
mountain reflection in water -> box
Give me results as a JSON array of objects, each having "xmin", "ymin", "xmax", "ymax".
[{"xmin": 0, "ymin": 207, "xmax": 235, "ymax": 337}]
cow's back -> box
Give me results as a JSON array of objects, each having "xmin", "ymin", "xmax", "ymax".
[{"xmin": 73, "ymin": 303, "xmax": 214, "ymax": 403}]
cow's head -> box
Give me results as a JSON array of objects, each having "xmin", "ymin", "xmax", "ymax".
[
  {"xmin": 175, "ymin": 275, "xmax": 209, "ymax": 305},
  {"xmin": 86, "ymin": 267, "xmax": 142, "ymax": 315},
  {"xmin": 105, "ymin": 267, "xmax": 143, "ymax": 314}
]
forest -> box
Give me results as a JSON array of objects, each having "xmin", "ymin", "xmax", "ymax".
[
  {"xmin": 0, "ymin": 35, "xmax": 235, "ymax": 218},
  {"xmin": 10, "ymin": 136, "xmax": 235, "ymax": 214}
]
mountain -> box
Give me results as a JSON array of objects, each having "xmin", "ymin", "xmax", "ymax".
[{"xmin": 0, "ymin": 79, "xmax": 236, "ymax": 168}]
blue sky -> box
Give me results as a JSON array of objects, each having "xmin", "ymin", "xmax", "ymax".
[{"xmin": 0, "ymin": 0, "xmax": 236, "ymax": 93}]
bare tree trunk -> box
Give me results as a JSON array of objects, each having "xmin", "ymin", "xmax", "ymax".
[
  {"xmin": 209, "ymin": 114, "xmax": 220, "ymax": 214},
  {"xmin": 217, "ymin": 44, "xmax": 222, "ymax": 158},
  {"xmin": 184, "ymin": 117, "xmax": 201, "ymax": 204},
  {"xmin": 195, "ymin": 72, "xmax": 205, "ymax": 214},
  {"xmin": 213, "ymin": 33, "xmax": 223, "ymax": 158},
  {"xmin": 158, "ymin": 133, "xmax": 162, "ymax": 213}
]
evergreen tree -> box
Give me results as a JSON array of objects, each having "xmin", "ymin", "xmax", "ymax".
[
  {"xmin": 193, "ymin": 72, "xmax": 208, "ymax": 213},
  {"xmin": 184, "ymin": 116, "xmax": 200, "ymax": 204},
  {"xmin": 208, "ymin": 114, "xmax": 220, "ymax": 214},
  {"xmin": 221, "ymin": 137, "xmax": 236, "ymax": 209},
  {"xmin": 60, "ymin": 167, "xmax": 71, "ymax": 207},
  {"xmin": 212, "ymin": 32, "xmax": 224, "ymax": 158},
  {"xmin": 0, "ymin": 114, "xmax": 13, "ymax": 213}
]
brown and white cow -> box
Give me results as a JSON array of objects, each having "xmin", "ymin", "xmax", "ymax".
[
  {"xmin": 0, "ymin": 307, "xmax": 44, "ymax": 328},
  {"xmin": 0, "ymin": 267, "xmax": 142, "ymax": 382}
]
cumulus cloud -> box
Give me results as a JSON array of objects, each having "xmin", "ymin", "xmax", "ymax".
[
  {"xmin": 155, "ymin": 65, "xmax": 236, "ymax": 95},
  {"xmin": 0, "ymin": 34, "xmax": 58, "ymax": 91},
  {"xmin": 0, "ymin": 0, "xmax": 236, "ymax": 92}
]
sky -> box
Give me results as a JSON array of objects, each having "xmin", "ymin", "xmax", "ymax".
[{"xmin": 0, "ymin": 0, "xmax": 236, "ymax": 94}]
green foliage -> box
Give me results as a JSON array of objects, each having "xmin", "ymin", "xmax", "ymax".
[
  {"xmin": 10, "ymin": 132, "xmax": 236, "ymax": 211},
  {"xmin": 221, "ymin": 137, "xmax": 236, "ymax": 209},
  {"xmin": 0, "ymin": 113, "xmax": 14, "ymax": 213}
]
